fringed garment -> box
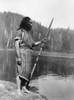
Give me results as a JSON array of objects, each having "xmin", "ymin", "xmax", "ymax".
[{"xmin": 15, "ymin": 29, "xmax": 35, "ymax": 81}]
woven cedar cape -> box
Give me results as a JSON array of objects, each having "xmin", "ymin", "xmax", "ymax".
[{"xmin": 15, "ymin": 29, "xmax": 35, "ymax": 81}]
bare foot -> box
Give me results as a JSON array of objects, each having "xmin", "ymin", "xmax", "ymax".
[
  {"xmin": 11, "ymin": 90, "xmax": 22, "ymax": 97},
  {"xmin": 22, "ymin": 86, "xmax": 30, "ymax": 94},
  {"xmin": 16, "ymin": 89, "xmax": 23, "ymax": 96}
]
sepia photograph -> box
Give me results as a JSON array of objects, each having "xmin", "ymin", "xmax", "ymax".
[{"xmin": 0, "ymin": 0, "xmax": 74, "ymax": 100}]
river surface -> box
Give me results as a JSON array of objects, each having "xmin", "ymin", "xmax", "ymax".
[
  {"xmin": 32, "ymin": 74, "xmax": 74, "ymax": 100},
  {"xmin": 0, "ymin": 49, "xmax": 74, "ymax": 100}
]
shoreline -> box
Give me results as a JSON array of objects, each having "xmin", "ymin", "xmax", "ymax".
[{"xmin": 0, "ymin": 80, "xmax": 45, "ymax": 100}]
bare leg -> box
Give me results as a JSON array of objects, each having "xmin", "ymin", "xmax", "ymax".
[
  {"xmin": 21, "ymin": 79, "xmax": 30, "ymax": 94},
  {"xmin": 22, "ymin": 86, "xmax": 30, "ymax": 94},
  {"xmin": 16, "ymin": 75, "xmax": 22, "ymax": 95}
]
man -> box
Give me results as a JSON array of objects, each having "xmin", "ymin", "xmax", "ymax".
[{"xmin": 15, "ymin": 16, "xmax": 46, "ymax": 95}]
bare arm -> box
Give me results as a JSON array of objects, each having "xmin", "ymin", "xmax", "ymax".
[
  {"xmin": 32, "ymin": 37, "xmax": 47, "ymax": 47},
  {"xmin": 34, "ymin": 41, "xmax": 41, "ymax": 46},
  {"xmin": 15, "ymin": 40, "xmax": 21, "ymax": 58}
]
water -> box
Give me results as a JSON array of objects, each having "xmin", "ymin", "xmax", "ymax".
[
  {"xmin": 0, "ymin": 49, "xmax": 16, "ymax": 82},
  {"xmin": 0, "ymin": 49, "xmax": 74, "ymax": 99},
  {"xmin": 31, "ymin": 51, "xmax": 74, "ymax": 100},
  {"xmin": 32, "ymin": 75, "xmax": 74, "ymax": 100},
  {"xmin": 0, "ymin": 49, "xmax": 74, "ymax": 79}
]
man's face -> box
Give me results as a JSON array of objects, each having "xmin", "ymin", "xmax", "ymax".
[
  {"xmin": 28, "ymin": 20, "xmax": 32, "ymax": 31},
  {"xmin": 26, "ymin": 19, "xmax": 32, "ymax": 31},
  {"xmin": 29, "ymin": 20, "xmax": 32, "ymax": 27}
]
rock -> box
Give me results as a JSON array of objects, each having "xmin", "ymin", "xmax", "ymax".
[{"xmin": 0, "ymin": 80, "xmax": 45, "ymax": 100}]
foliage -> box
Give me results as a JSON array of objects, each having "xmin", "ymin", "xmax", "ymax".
[{"xmin": 0, "ymin": 12, "xmax": 74, "ymax": 53}]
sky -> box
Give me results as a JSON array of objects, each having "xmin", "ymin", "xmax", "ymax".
[{"xmin": 0, "ymin": 0, "xmax": 74, "ymax": 29}]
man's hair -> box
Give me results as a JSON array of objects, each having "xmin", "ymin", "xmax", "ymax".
[{"xmin": 19, "ymin": 17, "xmax": 32, "ymax": 31}]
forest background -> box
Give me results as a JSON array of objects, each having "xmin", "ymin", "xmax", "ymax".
[{"xmin": 0, "ymin": 11, "xmax": 74, "ymax": 53}]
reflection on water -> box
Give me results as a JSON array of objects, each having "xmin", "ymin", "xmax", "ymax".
[
  {"xmin": 0, "ymin": 49, "xmax": 74, "ymax": 99},
  {"xmin": 0, "ymin": 49, "xmax": 74, "ymax": 81},
  {"xmin": 31, "ymin": 51, "xmax": 74, "ymax": 100},
  {"xmin": 0, "ymin": 49, "xmax": 16, "ymax": 82},
  {"xmin": 33, "ymin": 54, "xmax": 74, "ymax": 78}
]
